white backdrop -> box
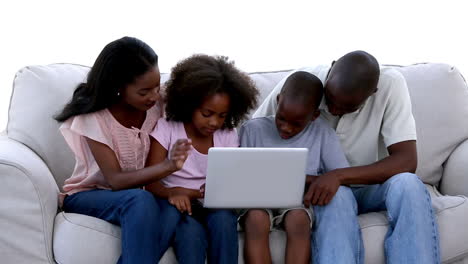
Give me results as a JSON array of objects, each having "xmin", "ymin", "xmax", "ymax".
[{"xmin": 1, "ymin": 0, "xmax": 467, "ymax": 130}]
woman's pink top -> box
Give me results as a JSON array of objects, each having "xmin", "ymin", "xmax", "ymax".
[{"xmin": 59, "ymin": 103, "xmax": 162, "ymax": 204}]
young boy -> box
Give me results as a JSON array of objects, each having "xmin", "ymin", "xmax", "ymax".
[{"xmin": 239, "ymin": 71, "xmax": 349, "ymax": 264}]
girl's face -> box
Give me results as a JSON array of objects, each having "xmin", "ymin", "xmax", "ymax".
[
  {"xmin": 121, "ymin": 66, "xmax": 161, "ymax": 111},
  {"xmin": 192, "ymin": 92, "xmax": 230, "ymax": 137}
]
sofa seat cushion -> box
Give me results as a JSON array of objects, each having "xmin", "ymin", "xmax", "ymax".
[
  {"xmin": 53, "ymin": 212, "xmax": 177, "ymax": 264},
  {"xmin": 428, "ymin": 186, "xmax": 468, "ymax": 263},
  {"xmin": 358, "ymin": 186, "xmax": 468, "ymax": 264},
  {"xmin": 53, "ymin": 187, "xmax": 468, "ymax": 264},
  {"xmin": 53, "ymin": 212, "xmax": 121, "ymax": 264}
]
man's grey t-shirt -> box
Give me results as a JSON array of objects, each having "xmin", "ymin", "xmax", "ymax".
[{"xmin": 239, "ymin": 116, "xmax": 349, "ymax": 175}]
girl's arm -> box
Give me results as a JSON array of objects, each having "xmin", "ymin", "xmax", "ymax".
[
  {"xmin": 146, "ymin": 180, "xmax": 202, "ymax": 199},
  {"xmin": 144, "ymin": 138, "xmax": 200, "ymax": 199},
  {"xmin": 86, "ymin": 136, "xmax": 190, "ymax": 191},
  {"xmin": 145, "ymin": 138, "xmax": 201, "ymax": 215}
]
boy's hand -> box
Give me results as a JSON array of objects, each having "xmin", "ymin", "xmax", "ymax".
[
  {"xmin": 168, "ymin": 187, "xmax": 193, "ymax": 215},
  {"xmin": 168, "ymin": 139, "xmax": 192, "ymax": 171},
  {"xmin": 303, "ymin": 171, "xmax": 341, "ymax": 207}
]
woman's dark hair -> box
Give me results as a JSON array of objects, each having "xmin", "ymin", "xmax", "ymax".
[
  {"xmin": 164, "ymin": 54, "xmax": 259, "ymax": 129},
  {"xmin": 55, "ymin": 36, "xmax": 158, "ymax": 122}
]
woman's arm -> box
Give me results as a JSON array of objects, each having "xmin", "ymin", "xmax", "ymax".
[
  {"xmin": 86, "ymin": 136, "xmax": 191, "ymax": 190},
  {"xmin": 144, "ymin": 138, "xmax": 200, "ymax": 198}
]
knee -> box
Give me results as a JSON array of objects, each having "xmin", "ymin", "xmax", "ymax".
[
  {"xmin": 175, "ymin": 217, "xmax": 207, "ymax": 250},
  {"xmin": 313, "ymin": 186, "xmax": 357, "ymax": 223},
  {"xmin": 325, "ymin": 186, "xmax": 357, "ymax": 211},
  {"xmin": 244, "ymin": 210, "xmax": 270, "ymax": 236},
  {"xmin": 158, "ymin": 199, "xmax": 181, "ymax": 217},
  {"xmin": 122, "ymin": 189, "xmax": 159, "ymax": 212},
  {"xmin": 156, "ymin": 198, "xmax": 182, "ymax": 226},
  {"xmin": 284, "ymin": 210, "xmax": 310, "ymax": 237},
  {"xmin": 387, "ymin": 173, "xmax": 425, "ymax": 198},
  {"xmin": 207, "ymin": 209, "xmax": 237, "ymax": 232},
  {"xmin": 209, "ymin": 209, "xmax": 237, "ymax": 225}
]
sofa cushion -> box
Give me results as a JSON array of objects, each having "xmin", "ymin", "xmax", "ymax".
[
  {"xmin": 53, "ymin": 186, "xmax": 468, "ymax": 263},
  {"xmin": 440, "ymin": 139, "xmax": 468, "ymax": 197},
  {"xmin": 428, "ymin": 185, "xmax": 468, "ymax": 263},
  {"xmin": 53, "ymin": 212, "xmax": 178, "ymax": 264},
  {"xmin": 7, "ymin": 64, "xmax": 90, "ymax": 189},
  {"xmin": 393, "ymin": 64, "xmax": 468, "ymax": 186}
]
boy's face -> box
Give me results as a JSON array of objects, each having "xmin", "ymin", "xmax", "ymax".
[{"xmin": 275, "ymin": 94, "xmax": 320, "ymax": 139}]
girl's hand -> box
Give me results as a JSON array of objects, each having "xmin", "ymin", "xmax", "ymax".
[
  {"xmin": 168, "ymin": 139, "xmax": 192, "ymax": 171},
  {"xmin": 199, "ymin": 183, "xmax": 205, "ymax": 197},
  {"xmin": 168, "ymin": 187, "xmax": 193, "ymax": 215}
]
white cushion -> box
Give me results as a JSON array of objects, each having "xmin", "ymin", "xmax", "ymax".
[
  {"xmin": 7, "ymin": 64, "xmax": 89, "ymax": 189},
  {"xmin": 394, "ymin": 64, "xmax": 468, "ymax": 185},
  {"xmin": 52, "ymin": 185, "xmax": 468, "ymax": 263},
  {"xmin": 441, "ymin": 139, "xmax": 468, "ymax": 196}
]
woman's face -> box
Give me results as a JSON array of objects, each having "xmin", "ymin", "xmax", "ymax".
[{"xmin": 122, "ymin": 66, "xmax": 161, "ymax": 111}]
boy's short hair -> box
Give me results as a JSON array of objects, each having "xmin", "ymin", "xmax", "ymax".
[
  {"xmin": 164, "ymin": 54, "xmax": 258, "ymax": 129},
  {"xmin": 280, "ymin": 71, "xmax": 323, "ymax": 109}
]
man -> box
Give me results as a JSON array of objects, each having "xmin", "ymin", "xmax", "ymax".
[{"xmin": 253, "ymin": 51, "xmax": 440, "ymax": 264}]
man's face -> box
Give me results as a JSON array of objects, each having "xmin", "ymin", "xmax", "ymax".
[
  {"xmin": 324, "ymin": 74, "xmax": 374, "ymax": 116},
  {"xmin": 275, "ymin": 95, "xmax": 319, "ymax": 139}
]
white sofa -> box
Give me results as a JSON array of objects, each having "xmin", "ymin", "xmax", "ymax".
[{"xmin": 1, "ymin": 63, "xmax": 468, "ymax": 264}]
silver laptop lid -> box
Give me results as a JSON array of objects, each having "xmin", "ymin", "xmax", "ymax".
[{"xmin": 203, "ymin": 147, "xmax": 308, "ymax": 208}]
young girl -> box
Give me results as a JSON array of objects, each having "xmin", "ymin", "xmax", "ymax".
[
  {"xmin": 145, "ymin": 54, "xmax": 259, "ymax": 263},
  {"xmin": 55, "ymin": 36, "xmax": 190, "ymax": 264}
]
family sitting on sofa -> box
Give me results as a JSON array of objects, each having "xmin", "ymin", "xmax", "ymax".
[{"xmin": 55, "ymin": 36, "xmax": 440, "ymax": 264}]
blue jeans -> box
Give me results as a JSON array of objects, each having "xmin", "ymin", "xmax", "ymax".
[
  {"xmin": 63, "ymin": 189, "xmax": 178, "ymax": 264},
  {"xmin": 170, "ymin": 201, "xmax": 238, "ymax": 264},
  {"xmin": 311, "ymin": 173, "xmax": 440, "ymax": 264}
]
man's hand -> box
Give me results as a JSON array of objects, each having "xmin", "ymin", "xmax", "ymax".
[
  {"xmin": 168, "ymin": 139, "xmax": 192, "ymax": 171},
  {"xmin": 304, "ymin": 171, "xmax": 342, "ymax": 207}
]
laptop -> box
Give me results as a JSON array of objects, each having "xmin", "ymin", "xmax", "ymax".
[{"xmin": 203, "ymin": 147, "xmax": 308, "ymax": 208}]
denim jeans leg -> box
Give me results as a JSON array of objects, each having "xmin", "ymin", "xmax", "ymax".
[
  {"xmin": 173, "ymin": 214, "xmax": 208, "ymax": 264},
  {"xmin": 62, "ymin": 189, "xmax": 164, "ymax": 264},
  {"xmin": 154, "ymin": 198, "xmax": 183, "ymax": 259},
  {"xmin": 352, "ymin": 173, "xmax": 441, "ymax": 264},
  {"xmin": 204, "ymin": 209, "xmax": 239, "ymax": 264},
  {"xmin": 311, "ymin": 186, "xmax": 363, "ymax": 264}
]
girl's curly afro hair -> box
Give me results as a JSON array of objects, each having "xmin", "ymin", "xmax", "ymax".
[{"xmin": 164, "ymin": 54, "xmax": 259, "ymax": 129}]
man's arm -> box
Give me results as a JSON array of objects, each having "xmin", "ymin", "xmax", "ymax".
[
  {"xmin": 303, "ymin": 140, "xmax": 417, "ymax": 207},
  {"xmin": 335, "ymin": 140, "xmax": 417, "ymax": 185}
]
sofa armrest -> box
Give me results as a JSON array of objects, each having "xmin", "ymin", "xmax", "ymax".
[
  {"xmin": 0, "ymin": 136, "xmax": 59, "ymax": 264},
  {"xmin": 440, "ymin": 139, "xmax": 468, "ymax": 196}
]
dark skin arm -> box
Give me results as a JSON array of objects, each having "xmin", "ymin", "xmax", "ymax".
[
  {"xmin": 304, "ymin": 140, "xmax": 417, "ymax": 207},
  {"xmin": 305, "ymin": 175, "xmax": 317, "ymax": 185},
  {"xmin": 86, "ymin": 137, "xmax": 191, "ymax": 191},
  {"xmin": 145, "ymin": 137, "xmax": 202, "ymax": 215}
]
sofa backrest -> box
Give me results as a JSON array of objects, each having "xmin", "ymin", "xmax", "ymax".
[
  {"xmin": 393, "ymin": 64, "xmax": 468, "ymax": 186},
  {"xmin": 6, "ymin": 63, "xmax": 468, "ymax": 189},
  {"xmin": 7, "ymin": 64, "xmax": 89, "ymax": 189}
]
